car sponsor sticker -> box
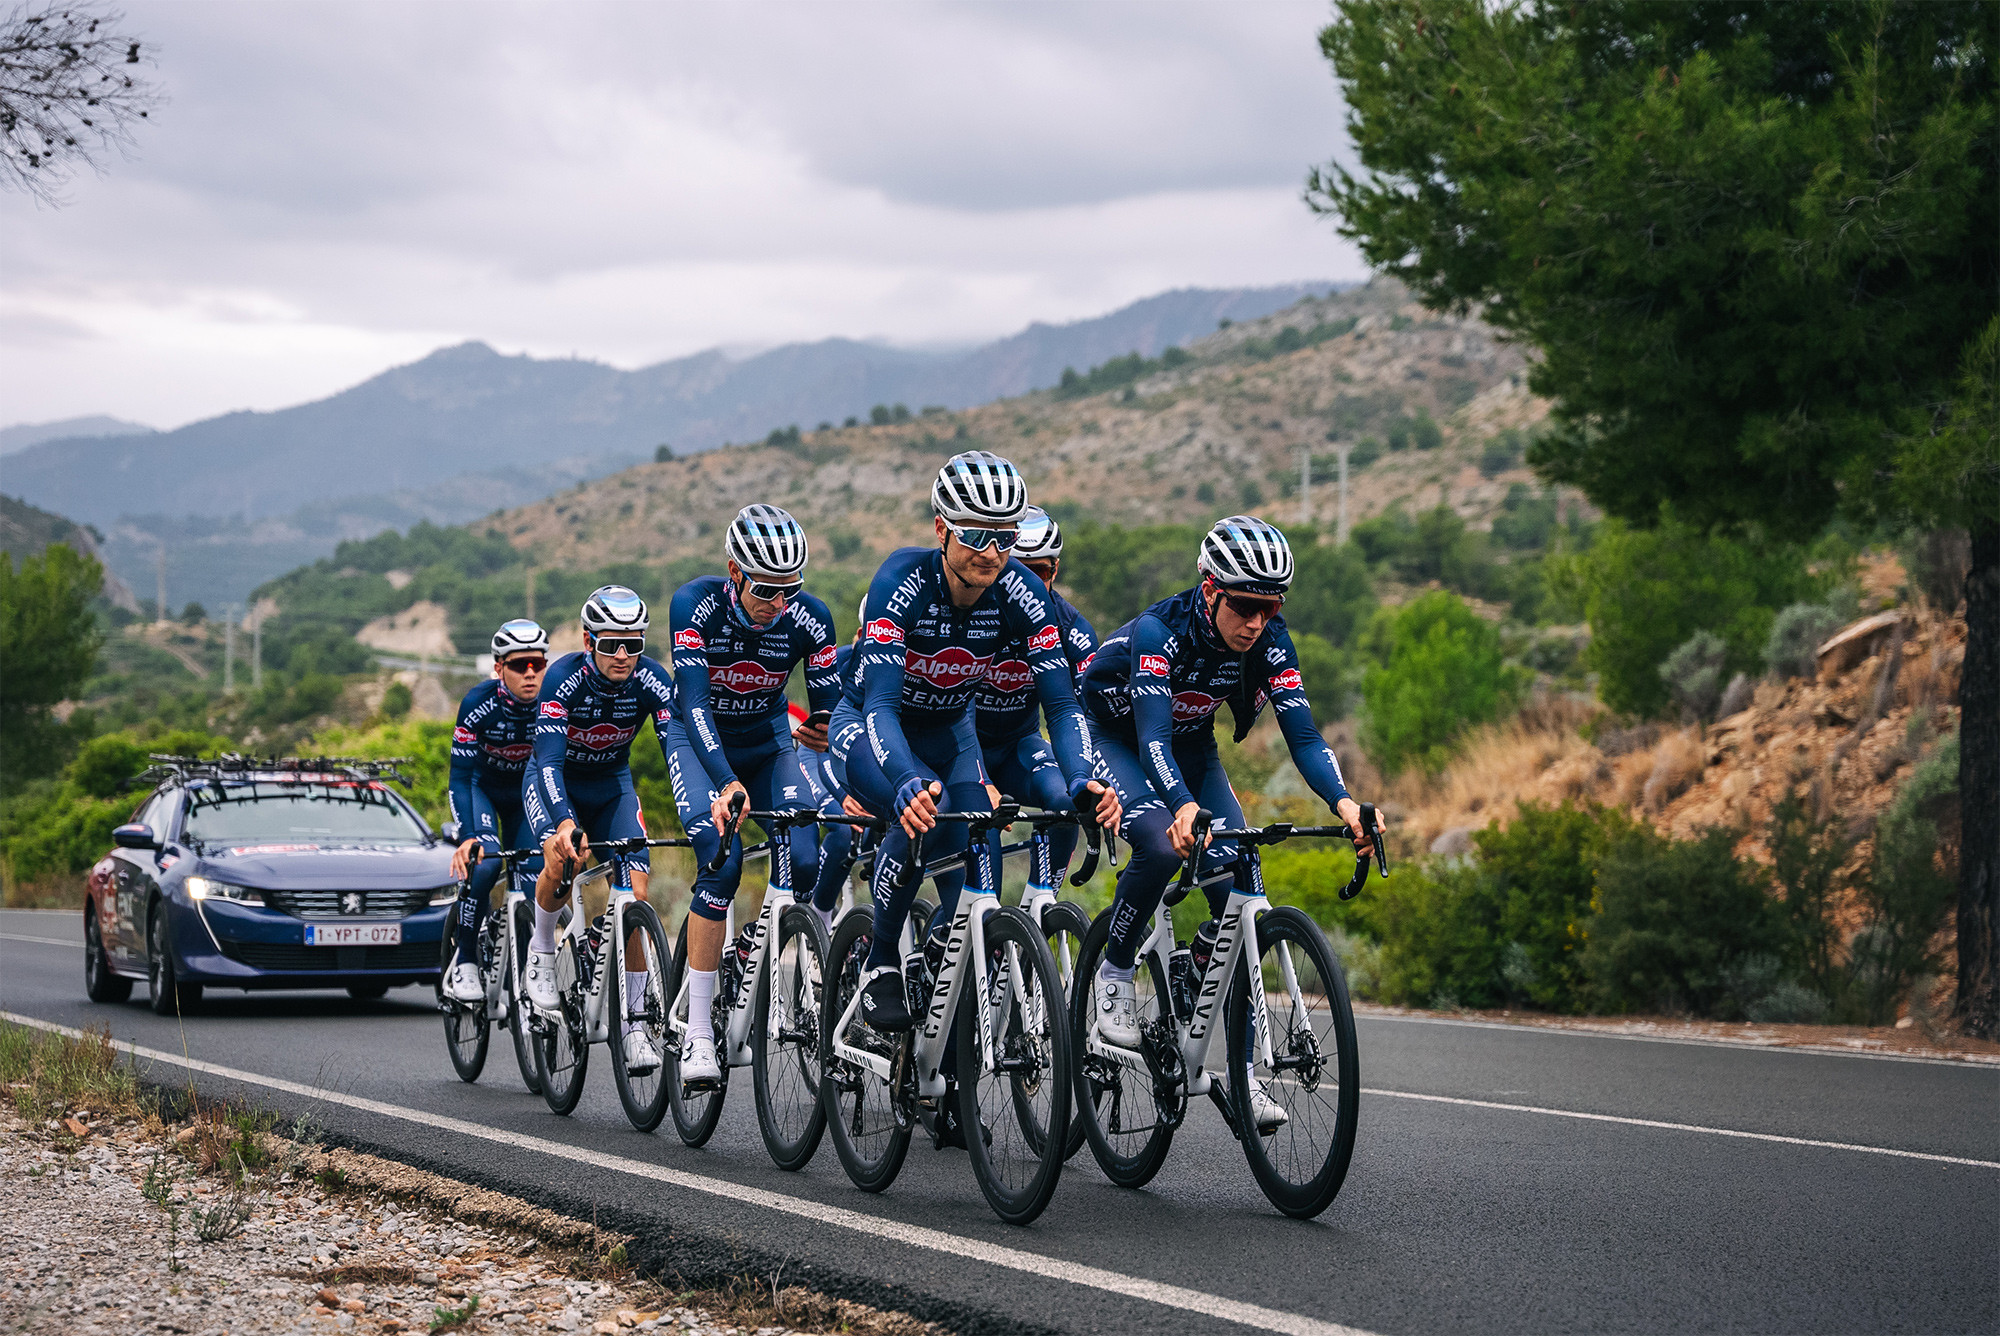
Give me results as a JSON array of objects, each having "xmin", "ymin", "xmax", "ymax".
[
  {"xmin": 674, "ymin": 627, "xmax": 704, "ymax": 650},
  {"xmin": 809, "ymin": 645, "xmax": 838, "ymax": 670},
  {"xmin": 711, "ymin": 660, "xmax": 787, "ymax": 693},
  {"xmin": 1028, "ymin": 624, "xmax": 1060, "ymax": 653},
  {"xmin": 227, "ymin": 844, "xmax": 320, "ymax": 856},
  {"xmin": 865, "ymin": 618, "xmax": 904, "ymax": 645},
  {"xmin": 1139, "ymin": 654, "xmax": 1171, "ymax": 678}
]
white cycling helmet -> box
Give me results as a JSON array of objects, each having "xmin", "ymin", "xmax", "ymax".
[
  {"xmin": 1198, "ymin": 515, "xmax": 1293, "ymax": 596},
  {"xmin": 491, "ymin": 618, "xmax": 549, "ymax": 659},
  {"xmin": 725, "ymin": 504, "xmax": 809, "ymax": 579},
  {"xmin": 580, "ymin": 585, "xmax": 649, "ymax": 636},
  {"xmin": 932, "ymin": 450, "xmax": 1029, "ymax": 526},
  {"xmin": 1013, "ymin": 506, "xmax": 1062, "ymax": 561}
]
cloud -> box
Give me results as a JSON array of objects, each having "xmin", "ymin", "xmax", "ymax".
[{"xmin": 0, "ymin": 0, "xmax": 1364, "ymax": 429}]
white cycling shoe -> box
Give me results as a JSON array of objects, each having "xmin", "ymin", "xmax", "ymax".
[
  {"xmin": 444, "ymin": 962, "xmax": 484, "ymax": 1004},
  {"xmin": 525, "ymin": 950, "xmax": 559, "ymax": 1011},
  {"xmin": 621, "ymin": 1028, "xmax": 661, "ymax": 1077},
  {"xmin": 679, "ymin": 1028, "xmax": 722, "ymax": 1090},
  {"xmin": 1094, "ymin": 970, "xmax": 1142, "ymax": 1047},
  {"xmin": 1245, "ymin": 1078, "xmax": 1290, "ymax": 1134}
]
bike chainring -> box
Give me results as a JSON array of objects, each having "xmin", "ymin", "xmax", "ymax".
[{"xmin": 1140, "ymin": 1018, "xmax": 1189, "ymax": 1130}]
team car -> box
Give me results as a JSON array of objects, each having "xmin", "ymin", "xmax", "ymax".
[{"xmin": 82, "ymin": 755, "xmax": 458, "ymax": 1013}]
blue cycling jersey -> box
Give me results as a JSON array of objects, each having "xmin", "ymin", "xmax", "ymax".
[
  {"xmin": 973, "ymin": 587, "xmax": 1097, "ymax": 747},
  {"xmin": 1081, "ymin": 585, "xmax": 1349, "ymax": 814},
  {"xmin": 525, "ymin": 650, "xmax": 675, "ymax": 831},
  {"xmin": 667, "ymin": 574, "xmax": 841, "ymax": 789},
  {"xmin": 447, "ymin": 677, "xmax": 538, "ymax": 837},
  {"xmin": 851, "ymin": 547, "xmax": 1095, "ymax": 798}
]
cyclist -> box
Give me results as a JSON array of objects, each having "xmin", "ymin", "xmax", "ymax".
[
  {"xmin": 523, "ymin": 585, "xmax": 677, "ymax": 1076},
  {"xmin": 444, "ymin": 619, "xmax": 549, "ymax": 1003},
  {"xmin": 664, "ymin": 504, "xmax": 842, "ymax": 1087},
  {"xmin": 803, "ymin": 606, "xmax": 870, "ymax": 932},
  {"xmin": 1078, "ymin": 515, "xmax": 1365, "ymax": 1133},
  {"xmin": 973, "ymin": 505, "xmax": 1098, "ymax": 905},
  {"xmin": 845, "ymin": 450, "xmax": 1120, "ymax": 1032}
]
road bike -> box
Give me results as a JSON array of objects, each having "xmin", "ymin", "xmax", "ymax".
[
  {"xmin": 657, "ymin": 800, "xmax": 833, "ymax": 1169},
  {"xmin": 1070, "ymin": 804, "xmax": 1387, "ymax": 1219},
  {"xmin": 820, "ymin": 803, "xmax": 1078, "ymax": 1225},
  {"xmin": 438, "ymin": 845, "xmax": 542, "ymax": 1094},
  {"xmin": 530, "ymin": 832, "xmax": 689, "ymax": 1131}
]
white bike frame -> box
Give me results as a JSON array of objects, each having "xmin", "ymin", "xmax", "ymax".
[
  {"xmin": 663, "ymin": 877, "xmax": 808, "ymax": 1069},
  {"xmin": 543, "ymin": 860, "xmax": 660, "ymax": 1048}
]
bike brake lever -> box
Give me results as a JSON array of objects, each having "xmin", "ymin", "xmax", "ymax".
[
  {"xmin": 1362, "ymin": 802, "xmax": 1389, "ymax": 878},
  {"xmin": 703, "ymin": 790, "xmax": 750, "ymax": 874},
  {"xmin": 1070, "ymin": 820, "xmax": 1101, "ymax": 887}
]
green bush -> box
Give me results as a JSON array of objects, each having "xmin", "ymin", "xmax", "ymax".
[
  {"xmin": 1659, "ymin": 630, "xmax": 1729, "ymax": 721},
  {"xmin": 1764, "ymin": 601, "xmax": 1844, "ymax": 680},
  {"xmin": 1361, "ymin": 858, "xmax": 1503, "ymax": 1008},
  {"xmin": 381, "ymin": 681, "xmax": 413, "ymax": 720},
  {"xmin": 1359, "ymin": 592, "xmax": 1527, "ymax": 776},
  {"xmin": 1289, "ymin": 631, "xmax": 1360, "ymax": 725},
  {"xmin": 1848, "ymin": 734, "xmax": 1959, "ymax": 1025},
  {"xmin": 1473, "ymin": 802, "xmax": 1628, "ymax": 1013}
]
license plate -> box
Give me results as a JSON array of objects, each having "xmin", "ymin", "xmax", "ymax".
[{"xmin": 304, "ymin": 922, "xmax": 402, "ymax": 947}]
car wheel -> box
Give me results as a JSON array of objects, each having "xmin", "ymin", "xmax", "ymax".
[
  {"xmin": 148, "ymin": 905, "xmax": 201, "ymax": 1016},
  {"xmin": 84, "ymin": 906, "xmax": 132, "ymax": 1004},
  {"xmin": 347, "ymin": 984, "xmax": 390, "ymax": 1001}
]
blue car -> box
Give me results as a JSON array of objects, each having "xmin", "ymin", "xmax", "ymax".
[{"xmin": 83, "ymin": 756, "xmax": 458, "ymax": 1013}]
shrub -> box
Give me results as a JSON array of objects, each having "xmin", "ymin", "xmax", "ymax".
[
  {"xmin": 1849, "ymin": 734, "xmax": 1958, "ymax": 1024},
  {"xmin": 1473, "ymin": 801, "xmax": 1628, "ymax": 1013},
  {"xmin": 67, "ymin": 734, "xmax": 149, "ymax": 799},
  {"xmin": 1764, "ymin": 602, "xmax": 1843, "ymax": 679},
  {"xmin": 1479, "ymin": 432, "xmax": 1524, "ymax": 478},
  {"xmin": 1281, "ymin": 536, "xmax": 1376, "ymax": 646},
  {"xmin": 381, "ymin": 681, "xmax": 413, "ymax": 719},
  {"xmin": 1362, "ymin": 858, "xmax": 1504, "ymax": 1008},
  {"xmin": 1359, "ymin": 592, "xmax": 1527, "ymax": 776},
  {"xmin": 1659, "ymin": 630, "xmax": 1728, "ymax": 721},
  {"xmin": 1289, "ymin": 632, "xmax": 1359, "ymax": 725}
]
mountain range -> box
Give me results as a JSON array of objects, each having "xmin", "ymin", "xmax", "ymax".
[{"xmin": 0, "ymin": 282, "xmax": 1338, "ymax": 608}]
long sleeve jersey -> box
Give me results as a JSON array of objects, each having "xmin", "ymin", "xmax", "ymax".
[
  {"xmin": 1079, "ymin": 585, "xmax": 1349, "ymax": 814},
  {"xmin": 973, "ymin": 588, "xmax": 1098, "ymax": 747},
  {"xmin": 447, "ymin": 677, "xmax": 538, "ymax": 835},
  {"xmin": 667, "ymin": 575, "xmax": 840, "ymax": 789},
  {"xmin": 526, "ymin": 650, "xmax": 675, "ymax": 829},
  {"xmin": 848, "ymin": 547, "xmax": 1094, "ymax": 797}
]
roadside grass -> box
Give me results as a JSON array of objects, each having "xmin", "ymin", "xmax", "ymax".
[
  {"xmin": 1, "ymin": 874, "xmax": 89, "ymax": 908},
  {"xmin": 0, "ymin": 1018, "xmax": 145, "ymax": 1132}
]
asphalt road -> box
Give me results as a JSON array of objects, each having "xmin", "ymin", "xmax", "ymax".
[{"xmin": 5, "ymin": 907, "xmax": 1997, "ymax": 1335}]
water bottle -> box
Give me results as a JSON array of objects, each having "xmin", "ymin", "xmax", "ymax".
[
  {"xmin": 581, "ymin": 914, "xmax": 607, "ymax": 990},
  {"xmin": 1167, "ymin": 945, "xmax": 1195, "ymax": 1021},
  {"xmin": 732, "ymin": 925, "xmax": 757, "ymax": 967},
  {"xmin": 1189, "ymin": 919, "xmax": 1221, "ymax": 981}
]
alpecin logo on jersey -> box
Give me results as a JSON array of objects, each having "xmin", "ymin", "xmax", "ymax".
[
  {"xmin": 484, "ymin": 741, "xmax": 533, "ymax": 763},
  {"xmin": 1076, "ymin": 652, "xmax": 1096, "ymax": 677},
  {"xmin": 453, "ymin": 725, "xmax": 475, "ymax": 744},
  {"xmin": 809, "ymin": 645, "xmax": 838, "ymax": 670},
  {"xmin": 539, "ymin": 700, "xmax": 567, "ymax": 719},
  {"xmin": 1027, "ymin": 624, "xmax": 1060, "ymax": 653},
  {"xmin": 1171, "ymin": 690, "xmax": 1223, "ymax": 721},
  {"xmin": 1139, "ymin": 654, "xmax": 1171, "ymax": 678},
  {"xmin": 865, "ymin": 618, "xmax": 903, "ymax": 645},
  {"xmin": 1270, "ymin": 668, "xmax": 1303, "ymax": 693},
  {"xmin": 569, "ymin": 722, "xmax": 637, "ymax": 751},
  {"xmin": 674, "ymin": 628, "xmax": 704, "ymax": 651},
  {"xmin": 985, "ymin": 658, "xmax": 1033, "ymax": 695},
  {"xmin": 711, "ymin": 660, "xmax": 787, "ymax": 694},
  {"xmin": 905, "ymin": 646, "xmax": 992, "ymax": 689}
]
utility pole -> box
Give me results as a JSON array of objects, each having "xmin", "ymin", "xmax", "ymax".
[
  {"xmin": 524, "ymin": 566, "xmax": 536, "ymax": 621},
  {"xmin": 155, "ymin": 546, "xmax": 168, "ymax": 624},
  {"xmin": 1337, "ymin": 443, "xmax": 1354, "ymax": 546},
  {"xmin": 223, "ymin": 605, "xmax": 236, "ymax": 692},
  {"xmin": 1298, "ymin": 446, "xmax": 1312, "ymax": 526},
  {"xmin": 252, "ymin": 608, "xmax": 264, "ymax": 690}
]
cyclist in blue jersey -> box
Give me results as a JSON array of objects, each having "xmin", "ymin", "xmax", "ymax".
[
  {"xmin": 523, "ymin": 585, "xmax": 677, "ymax": 1075},
  {"xmin": 973, "ymin": 506, "xmax": 1098, "ymax": 909},
  {"xmin": 803, "ymin": 609, "xmax": 870, "ymax": 931},
  {"xmin": 664, "ymin": 504, "xmax": 842, "ymax": 1087},
  {"xmin": 1079, "ymin": 516, "xmax": 1366, "ymax": 1133},
  {"xmin": 443, "ymin": 619, "xmax": 549, "ymax": 1002},
  {"xmin": 845, "ymin": 451, "xmax": 1120, "ymax": 1033}
]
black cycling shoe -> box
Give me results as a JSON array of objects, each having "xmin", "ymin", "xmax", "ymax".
[
  {"xmin": 859, "ymin": 966, "xmax": 912, "ymax": 1032},
  {"xmin": 933, "ymin": 1099, "xmax": 991, "ymax": 1152}
]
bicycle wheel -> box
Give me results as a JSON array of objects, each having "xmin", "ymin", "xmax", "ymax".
[
  {"xmin": 956, "ymin": 906, "xmax": 1071, "ymax": 1225},
  {"xmin": 754, "ymin": 904, "xmax": 829, "ymax": 1171},
  {"xmin": 608, "ymin": 901, "xmax": 673, "ymax": 1133},
  {"xmin": 663, "ymin": 918, "xmax": 728, "ymax": 1147},
  {"xmin": 440, "ymin": 939, "xmax": 489, "ymax": 1084},
  {"xmin": 1069, "ymin": 909, "xmax": 1176, "ymax": 1190},
  {"xmin": 534, "ymin": 936, "xmax": 590, "ymax": 1116},
  {"xmin": 507, "ymin": 900, "xmax": 542, "ymax": 1094},
  {"xmin": 1037, "ymin": 900, "xmax": 1092, "ymax": 1161},
  {"xmin": 820, "ymin": 910, "xmax": 912, "ymax": 1193},
  {"xmin": 1225, "ymin": 905, "xmax": 1360, "ymax": 1220}
]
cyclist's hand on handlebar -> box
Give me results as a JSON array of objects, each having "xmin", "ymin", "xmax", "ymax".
[
  {"xmin": 1080, "ymin": 779, "xmax": 1121, "ymax": 833},
  {"xmin": 792, "ymin": 718, "xmax": 830, "ymax": 752},
  {"xmin": 1335, "ymin": 797, "xmax": 1369, "ymax": 847},
  {"xmin": 894, "ymin": 778, "xmax": 942, "ymax": 838},
  {"xmin": 710, "ymin": 781, "xmax": 748, "ymax": 835},
  {"xmin": 543, "ymin": 821, "xmax": 586, "ymax": 872},
  {"xmin": 450, "ymin": 838, "xmax": 481, "ymax": 882},
  {"xmin": 1168, "ymin": 801, "xmax": 1209, "ymax": 859},
  {"xmin": 841, "ymin": 792, "xmax": 873, "ymax": 821}
]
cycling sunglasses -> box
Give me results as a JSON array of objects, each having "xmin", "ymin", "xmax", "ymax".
[
  {"xmin": 592, "ymin": 636, "xmax": 645, "ymax": 657},
  {"xmin": 499, "ymin": 656, "xmax": 547, "ymax": 673},
  {"xmin": 945, "ymin": 521, "xmax": 1021, "ymax": 553},
  {"xmin": 1221, "ymin": 592, "xmax": 1284, "ymax": 620},
  {"xmin": 741, "ymin": 576, "xmax": 803, "ymax": 602}
]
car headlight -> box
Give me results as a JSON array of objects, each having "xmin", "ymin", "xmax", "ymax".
[
  {"xmin": 429, "ymin": 885, "xmax": 460, "ymax": 905},
  {"xmin": 186, "ymin": 876, "xmax": 264, "ymax": 905}
]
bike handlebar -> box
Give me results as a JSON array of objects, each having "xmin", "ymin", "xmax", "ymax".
[
  {"xmin": 703, "ymin": 790, "xmax": 751, "ymax": 873},
  {"xmin": 1161, "ymin": 805, "xmax": 1388, "ymax": 907}
]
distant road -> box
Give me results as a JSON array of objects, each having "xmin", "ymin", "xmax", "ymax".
[{"xmin": 4, "ymin": 907, "xmax": 1996, "ymax": 1335}]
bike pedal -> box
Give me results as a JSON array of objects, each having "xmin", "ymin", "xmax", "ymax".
[{"xmin": 681, "ymin": 1077, "xmax": 722, "ymax": 1096}]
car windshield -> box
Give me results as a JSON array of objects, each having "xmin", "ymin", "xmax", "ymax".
[{"xmin": 181, "ymin": 782, "xmax": 430, "ymax": 847}]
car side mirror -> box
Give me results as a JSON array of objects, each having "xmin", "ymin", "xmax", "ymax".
[{"xmin": 112, "ymin": 823, "xmax": 162, "ymax": 851}]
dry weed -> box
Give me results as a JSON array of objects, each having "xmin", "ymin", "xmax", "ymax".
[{"xmin": 1642, "ymin": 729, "xmax": 1706, "ymax": 810}]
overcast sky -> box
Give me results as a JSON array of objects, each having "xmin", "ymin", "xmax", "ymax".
[{"xmin": 1, "ymin": 1, "xmax": 1364, "ymax": 431}]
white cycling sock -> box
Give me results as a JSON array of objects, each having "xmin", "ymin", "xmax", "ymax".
[
  {"xmin": 688, "ymin": 969, "xmax": 717, "ymax": 1039},
  {"xmin": 624, "ymin": 971, "xmax": 647, "ymax": 1034},
  {"xmin": 1098, "ymin": 960, "xmax": 1136, "ymax": 985},
  {"xmin": 531, "ymin": 902, "xmax": 558, "ymax": 954},
  {"xmin": 814, "ymin": 904, "xmax": 836, "ymax": 936}
]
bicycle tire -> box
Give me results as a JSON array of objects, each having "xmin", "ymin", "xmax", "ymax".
[
  {"xmin": 1037, "ymin": 899, "xmax": 1092, "ymax": 1162},
  {"xmin": 1069, "ymin": 909, "xmax": 1176, "ymax": 1190},
  {"xmin": 508, "ymin": 900, "xmax": 542, "ymax": 1095},
  {"xmin": 440, "ymin": 935, "xmax": 489, "ymax": 1084},
  {"xmin": 608, "ymin": 900, "xmax": 673, "ymax": 1133},
  {"xmin": 958, "ymin": 906, "xmax": 1071, "ymax": 1225},
  {"xmin": 664, "ymin": 917, "xmax": 728, "ymax": 1147},
  {"xmin": 1225, "ymin": 905, "xmax": 1360, "ymax": 1220},
  {"xmin": 754, "ymin": 904, "xmax": 830, "ymax": 1171},
  {"xmin": 534, "ymin": 936, "xmax": 590, "ymax": 1116},
  {"xmin": 820, "ymin": 910, "xmax": 912, "ymax": 1193}
]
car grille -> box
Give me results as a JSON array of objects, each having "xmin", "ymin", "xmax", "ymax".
[
  {"xmin": 260, "ymin": 887, "xmax": 439, "ymax": 920},
  {"xmin": 224, "ymin": 941, "xmax": 437, "ymax": 972}
]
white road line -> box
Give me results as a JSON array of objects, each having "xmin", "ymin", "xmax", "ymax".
[
  {"xmin": 0, "ymin": 1011, "xmax": 1373, "ymax": 1336},
  {"xmin": 0, "ymin": 933, "xmax": 80, "ymax": 949},
  {"xmin": 1367, "ymin": 1087, "xmax": 2000, "ymax": 1169}
]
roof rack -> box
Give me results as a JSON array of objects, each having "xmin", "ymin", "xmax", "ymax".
[{"xmin": 131, "ymin": 754, "xmax": 417, "ymax": 791}]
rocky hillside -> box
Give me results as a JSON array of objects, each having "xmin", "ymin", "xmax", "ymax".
[{"xmin": 486, "ymin": 279, "xmax": 1554, "ymax": 572}]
